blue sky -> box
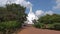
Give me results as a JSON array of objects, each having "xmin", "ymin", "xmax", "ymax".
[
  {"xmin": 26, "ymin": 0, "xmax": 60, "ymax": 14},
  {"xmin": 0, "ymin": 0, "xmax": 60, "ymax": 14}
]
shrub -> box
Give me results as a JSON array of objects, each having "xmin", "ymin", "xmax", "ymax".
[
  {"xmin": 0, "ymin": 21, "xmax": 22, "ymax": 29},
  {"xmin": 34, "ymin": 22, "xmax": 41, "ymax": 28},
  {"xmin": 53, "ymin": 23, "xmax": 60, "ymax": 30},
  {"xmin": 34, "ymin": 22, "xmax": 45, "ymax": 28},
  {"xmin": 47, "ymin": 24, "xmax": 54, "ymax": 29},
  {"xmin": 0, "ymin": 21, "xmax": 22, "ymax": 34},
  {"xmin": 46, "ymin": 23, "xmax": 60, "ymax": 30}
]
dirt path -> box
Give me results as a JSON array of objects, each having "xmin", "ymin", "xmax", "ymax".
[{"xmin": 16, "ymin": 25, "xmax": 60, "ymax": 34}]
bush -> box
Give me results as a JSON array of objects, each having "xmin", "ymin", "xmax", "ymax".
[
  {"xmin": 47, "ymin": 24, "xmax": 54, "ymax": 29},
  {"xmin": 34, "ymin": 22, "xmax": 45, "ymax": 28},
  {"xmin": 53, "ymin": 23, "xmax": 60, "ymax": 30},
  {"xmin": 0, "ymin": 21, "xmax": 22, "ymax": 29},
  {"xmin": 0, "ymin": 21, "xmax": 22, "ymax": 34},
  {"xmin": 34, "ymin": 23, "xmax": 41, "ymax": 28},
  {"xmin": 46, "ymin": 23, "xmax": 60, "ymax": 30}
]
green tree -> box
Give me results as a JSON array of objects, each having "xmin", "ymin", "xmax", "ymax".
[
  {"xmin": 0, "ymin": 4, "xmax": 27, "ymax": 34},
  {"xmin": 34, "ymin": 14, "xmax": 60, "ymax": 29}
]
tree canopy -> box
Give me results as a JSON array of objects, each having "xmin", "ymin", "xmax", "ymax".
[
  {"xmin": 0, "ymin": 4, "xmax": 27, "ymax": 34},
  {"xmin": 34, "ymin": 14, "xmax": 60, "ymax": 30},
  {"xmin": 0, "ymin": 4, "xmax": 27, "ymax": 22},
  {"xmin": 38, "ymin": 14, "xmax": 60, "ymax": 24}
]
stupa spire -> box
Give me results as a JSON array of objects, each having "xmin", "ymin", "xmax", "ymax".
[
  {"xmin": 6, "ymin": 0, "xmax": 12, "ymax": 4},
  {"xmin": 30, "ymin": 6, "xmax": 32, "ymax": 13}
]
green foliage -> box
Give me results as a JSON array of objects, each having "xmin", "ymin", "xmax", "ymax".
[
  {"xmin": 0, "ymin": 21, "xmax": 22, "ymax": 30},
  {"xmin": 34, "ymin": 22, "xmax": 45, "ymax": 28},
  {"xmin": 38, "ymin": 14, "xmax": 60, "ymax": 24},
  {"xmin": 47, "ymin": 24, "xmax": 54, "ymax": 29},
  {"xmin": 34, "ymin": 14, "xmax": 60, "ymax": 30},
  {"xmin": 0, "ymin": 21, "xmax": 22, "ymax": 34},
  {"xmin": 0, "ymin": 3, "xmax": 27, "ymax": 34},
  {"xmin": 0, "ymin": 4, "xmax": 27, "ymax": 22},
  {"xmin": 53, "ymin": 23, "xmax": 60, "ymax": 30},
  {"xmin": 34, "ymin": 22, "xmax": 41, "ymax": 28}
]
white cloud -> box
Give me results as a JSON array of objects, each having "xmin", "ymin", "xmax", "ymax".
[
  {"xmin": 35, "ymin": 10, "xmax": 44, "ymax": 17},
  {"xmin": 44, "ymin": 11, "xmax": 54, "ymax": 15},
  {"xmin": 15, "ymin": 0, "xmax": 32, "ymax": 8},
  {"xmin": 53, "ymin": 0, "xmax": 60, "ymax": 10},
  {"xmin": 56, "ymin": 0, "xmax": 60, "ymax": 3},
  {"xmin": 0, "ymin": 0, "xmax": 7, "ymax": 6},
  {"xmin": 0, "ymin": 0, "xmax": 32, "ymax": 8},
  {"xmin": 35, "ymin": 10, "xmax": 54, "ymax": 17}
]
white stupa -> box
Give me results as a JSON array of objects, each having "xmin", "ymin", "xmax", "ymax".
[{"xmin": 26, "ymin": 6, "xmax": 38, "ymax": 24}]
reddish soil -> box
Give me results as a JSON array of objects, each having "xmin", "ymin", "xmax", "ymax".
[{"xmin": 16, "ymin": 25, "xmax": 60, "ymax": 34}]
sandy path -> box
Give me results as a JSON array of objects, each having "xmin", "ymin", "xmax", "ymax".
[{"xmin": 17, "ymin": 25, "xmax": 60, "ymax": 34}]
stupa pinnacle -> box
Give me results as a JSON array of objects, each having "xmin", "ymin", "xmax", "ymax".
[{"xmin": 26, "ymin": 6, "xmax": 38, "ymax": 24}]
